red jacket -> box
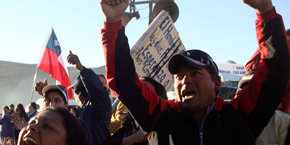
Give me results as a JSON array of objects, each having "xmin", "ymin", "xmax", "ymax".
[
  {"xmin": 101, "ymin": 8, "xmax": 289, "ymax": 145},
  {"xmin": 246, "ymin": 48, "xmax": 290, "ymax": 114}
]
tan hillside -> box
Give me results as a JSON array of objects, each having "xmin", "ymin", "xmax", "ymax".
[{"xmin": 0, "ymin": 60, "xmax": 106, "ymax": 108}]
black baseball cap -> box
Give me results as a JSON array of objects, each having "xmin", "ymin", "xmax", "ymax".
[
  {"xmin": 168, "ymin": 49, "xmax": 219, "ymax": 78},
  {"xmin": 68, "ymin": 75, "xmax": 88, "ymax": 97}
]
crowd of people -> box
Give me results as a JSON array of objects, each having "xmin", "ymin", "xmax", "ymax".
[{"xmin": 1, "ymin": 0, "xmax": 290, "ymax": 145}]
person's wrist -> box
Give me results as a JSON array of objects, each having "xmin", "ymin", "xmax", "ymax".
[
  {"xmin": 256, "ymin": 5, "xmax": 273, "ymax": 14},
  {"xmin": 105, "ymin": 17, "xmax": 121, "ymax": 23}
]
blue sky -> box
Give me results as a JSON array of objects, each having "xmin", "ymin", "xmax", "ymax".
[{"xmin": 0, "ymin": 0, "xmax": 289, "ymax": 68}]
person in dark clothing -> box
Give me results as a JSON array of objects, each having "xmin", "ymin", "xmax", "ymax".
[
  {"xmin": 9, "ymin": 104, "xmax": 14, "ymax": 115},
  {"xmin": 100, "ymin": 0, "xmax": 289, "ymax": 144},
  {"xmin": 98, "ymin": 74, "xmax": 117, "ymax": 104},
  {"xmin": 140, "ymin": 77, "xmax": 168, "ymax": 100},
  {"xmin": 0, "ymin": 106, "xmax": 15, "ymax": 142},
  {"xmin": 140, "ymin": 77, "xmax": 168, "ymax": 145},
  {"xmin": 67, "ymin": 50, "xmax": 112, "ymax": 145}
]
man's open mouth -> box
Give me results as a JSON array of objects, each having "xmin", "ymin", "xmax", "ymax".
[{"xmin": 182, "ymin": 90, "xmax": 196, "ymax": 101}]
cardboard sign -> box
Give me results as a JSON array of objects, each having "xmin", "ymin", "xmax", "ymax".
[{"xmin": 131, "ymin": 10, "xmax": 185, "ymax": 90}]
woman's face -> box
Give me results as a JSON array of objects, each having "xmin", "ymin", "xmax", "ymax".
[
  {"xmin": 16, "ymin": 107, "xmax": 21, "ymax": 113},
  {"xmin": 18, "ymin": 110, "xmax": 67, "ymax": 145},
  {"xmin": 29, "ymin": 106, "xmax": 34, "ymax": 112}
]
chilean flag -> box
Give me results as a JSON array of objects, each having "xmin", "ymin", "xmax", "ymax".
[{"xmin": 38, "ymin": 28, "xmax": 73, "ymax": 99}]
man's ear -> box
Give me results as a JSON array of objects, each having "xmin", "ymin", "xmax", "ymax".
[
  {"xmin": 65, "ymin": 103, "xmax": 69, "ymax": 110},
  {"xmin": 214, "ymin": 76, "xmax": 221, "ymax": 94}
]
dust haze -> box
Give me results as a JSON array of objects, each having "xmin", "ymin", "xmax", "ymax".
[{"xmin": 0, "ymin": 61, "xmax": 106, "ymax": 108}]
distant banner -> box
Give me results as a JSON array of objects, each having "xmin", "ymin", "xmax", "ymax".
[
  {"xmin": 131, "ymin": 10, "xmax": 185, "ymax": 90},
  {"xmin": 217, "ymin": 63, "xmax": 246, "ymax": 82}
]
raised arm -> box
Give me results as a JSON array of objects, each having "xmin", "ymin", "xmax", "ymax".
[
  {"xmin": 67, "ymin": 51, "xmax": 111, "ymax": 120},
  {"xmin": 100, "ymin": 0, "xmax": 176, "ymax": 132},
  {"xmin": 79, "ymin": 68, "xmax": 112, "ymax": 119},
  {"xmin": 243, "ymin": 0, "xmax": 273, "ymax": 14},
  {"xmin": 237, "ymin": 0, "xmax": 290, "ymax": 137}
]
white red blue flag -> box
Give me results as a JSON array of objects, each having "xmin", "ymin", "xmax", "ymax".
[{"xmin": 38, "ymin": 28, "xmax": 73, "ymax": 99}]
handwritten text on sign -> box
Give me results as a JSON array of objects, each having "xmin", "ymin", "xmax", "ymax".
[{"xmin": 131, "ymin": 11, "xmax": 185, "ymax": 90}]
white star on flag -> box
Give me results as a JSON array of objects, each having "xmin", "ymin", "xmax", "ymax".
[{"xmin": 54, "ymin": 40, "xmax": 60, "ymax": 46}]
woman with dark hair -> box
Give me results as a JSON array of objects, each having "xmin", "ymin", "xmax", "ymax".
[
  {"xmin": 17, "ymin": 107, "xmax": 88, "ymax": 145},
  {"xmin": 15, "ymin": 104, "xmax": 28, "ymax": 122},
  {"xmin": 14, "ymin": 104, "xmax": 29, "ymax": 141}
]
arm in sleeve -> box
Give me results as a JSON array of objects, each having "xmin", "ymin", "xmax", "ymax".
[
  {"xmin": 236, "ymin": 8, "xmax": 290, "ymax": 138},
  {"xmin": 109, "ymin": 102, "xmax": 129, "ymax": 134},
  {"xmin": 101, "ymin": 21, "xmax": 180, "ymax": 132},
  {"xmin": 245, "ymin": 48, "xmax": 261, "ymax": 74},
  {"xmin": 0, "ymin": 115, "xmax": 6, "ymax": 124},
  {"xmin": 79, "ymin": 68, "xmax": 112, "ymax": 121},
  {"xmin": 245, "ymin": 40, "xmax": 290, "ymax": 114}
]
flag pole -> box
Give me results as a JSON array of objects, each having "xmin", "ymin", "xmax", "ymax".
[
  {"xmin": 30, "ymin": 67, "xmax": 39, "ymax": 102},
  {"xmin": 30, "ymin": 27, "xmax": 53, "ymax": 103}
]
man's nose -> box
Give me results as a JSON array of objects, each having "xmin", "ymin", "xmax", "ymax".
[{"xmin": 181, "ymin": 74, "xmax": 190, "ymax": 84}]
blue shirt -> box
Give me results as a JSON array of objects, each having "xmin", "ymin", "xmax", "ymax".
[{"xmin": 0, "ymin": 114, "xmax": 15, "ymax": 139}]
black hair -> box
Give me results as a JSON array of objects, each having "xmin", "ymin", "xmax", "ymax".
[
  {"xmin": 43, "ymin": 107, "xmax": 89, "ymax": 145},
  {"xmin": 3, "ymin": 106, "xmax": 9, "ymax": 111},
  {"xmin": 9, "ymin": 104, "xmax": 14, "ymax": 108},
  {"xmin": 140, "ymin": 77, "xmax": 168, "ymax": 100},
  {"xmin": 45, "ymin": 89, "xmax": 68, "ymax": 104},
  {"xmin": 74, "ymin": 86, "xmax": 89, "ymax": 99},
  {"xmin": 73, "ymin": 76, "xmax": 89, "ymax": 99},
  {"xmin": 287, "ymin": 29, "xmax": 290, "ymax": 37},
  {"xmin": 98, "ymin": 74, "xmax": 106, "ymax": 79},
  {"xmin": 16, "ymin": 104, "xmax": 25, "ymax": 114},
  {"xmin": 29, "ymin": 102, "xmax": 37, "ymax": 110},
  {"xmin": 170, "ymin": 50, "xmax": 219, "ymax": 80}
]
